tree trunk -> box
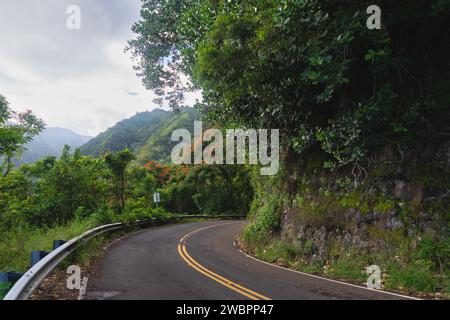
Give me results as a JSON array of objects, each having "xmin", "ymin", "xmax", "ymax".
[
  {"xmin": 3, "ymin": 156, "xmax": 12, "ymax": 176},
  {"xmin": 120, "ymin": 173, "xmax": 125, "ymax": 210}
]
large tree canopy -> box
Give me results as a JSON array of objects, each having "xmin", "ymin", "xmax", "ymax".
[
  {"xmin": 128, "ymin": 0, "xmax": 450, "ymax": 171},
  {"xmin": 0, "ymin": 94, "xmax": 45, "ymax": 175}
]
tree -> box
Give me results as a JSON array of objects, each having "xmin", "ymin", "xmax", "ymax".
[
  {"xmin": 126, "ymin": 0, "xmax": 188, "ymax": 109},
  {"xmin": 104, "ymin": 149, "xmax": 135, "ymax": 212},
  {"xmin": 128, "ymin": 0, "xmax": 450, "ymax": 194},
  {"xmin": 24, "ymin": 146, "xmax": 109, "ymax": 226},
  {"xmin": 0, "ymin": 94, "xmax": 45, "ymax": 175},
  {"xmin": 127, "ymin": 166, "xmax": 158, "ymax": 205}
]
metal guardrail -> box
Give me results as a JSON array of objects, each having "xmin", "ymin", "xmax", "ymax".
[{"xmin": 3, "ymin": 215, "xmax": 244, "ymax": 300}]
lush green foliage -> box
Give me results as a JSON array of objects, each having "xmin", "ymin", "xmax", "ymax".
[
  {"xmin": 105, "ymin": 149, "xmax": 135, "ymax": 212},
  {"xmin": 0, "ymin": 281, "xmax": 12, "ymax": 300},
  {"xmin": 0, "ymin": 218, "xmax": 96, "ymax": 272},
  {"xmin": 128, "ymin": 0, "xmax": 450, "ymax": 174},
  {"xmin": 1, "ymin": 147, "xmax": 108, "ymax": 228},
  {"xmin": 143, "ymin": 161, "xmax": 253, "ymax": 216},
  {"xmin": 0, "ymin": 94, "xmax": 45, "ymax": 176},
  {"xmin": 81, "ymin": 109, "xmax": 170, "ymax": 157},
  {"xmin": 241, "ymin": 168, "xmax": 284, "ymax": 245},
  {"xmin": 81, "ymin": 107, "xmax": 198, "ymax": 162},
  {"xmin": 134, "ymin": 108, "xmax": 198, "ymax": 164}
]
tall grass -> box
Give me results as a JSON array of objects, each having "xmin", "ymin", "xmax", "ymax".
[
  {"xmin": 0, "ymin": 219, "xmax": 95, "ymax": 272},
  {"xmin": 0, "ymin": 282, "xmax": 12, "ymax": 299}
]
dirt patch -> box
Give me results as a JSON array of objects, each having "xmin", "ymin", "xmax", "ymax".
[{"xmin": 30, "ymin": 232, "xmax": 130, "ymax": 300}]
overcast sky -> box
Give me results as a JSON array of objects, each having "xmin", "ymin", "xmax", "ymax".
[{"xmin": 0, "ymin": 0, "xmax": 200, "ymax": 136}]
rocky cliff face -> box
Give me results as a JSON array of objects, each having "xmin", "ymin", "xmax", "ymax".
[
  {"xmin": 281, "ymin": 142, "xmax": 449, "ymax": 259},
  {"xmin": 241, "ymin": 141, "xmax": 449, "ymax": 295}
]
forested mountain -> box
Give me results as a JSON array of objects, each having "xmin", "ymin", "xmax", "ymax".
[
  {"xmin": 14, "ymin": 127, "xmax": 91, "ymax": 166},
  {"xmin": 80, "ymin": 107, "xmax": 198, "ymax": 163},
  {"xmin": 134, "ymin": 108, "xmax": 198, "ymax": 164}
]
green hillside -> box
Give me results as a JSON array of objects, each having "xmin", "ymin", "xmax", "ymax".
[
  {"xmin": 80, "ymin": 107, "xmax": 198, "ymax": 162},
  {"xmin": 134, "ymin": 107, "xmax": 198, "ymax": 164},
  {"xmin": 80, "ymin": 108, "xmax": 170, "ymax": 156}
]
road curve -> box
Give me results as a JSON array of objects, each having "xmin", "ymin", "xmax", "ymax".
[{"xmin": 85, "ymin": 220, "xmax": 410, "ymax": 300}]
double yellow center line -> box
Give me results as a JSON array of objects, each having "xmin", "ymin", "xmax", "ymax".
[{"xmin": 177, "ymin": 223, "xmax": 271, "ymax": 300}]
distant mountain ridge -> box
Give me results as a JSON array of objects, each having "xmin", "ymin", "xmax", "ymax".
[
  {"xmin": 80, "ymin": 107, "xmax": 199, "ymax": 163},
  {"xmin": 15, "ymin": 127, "xmax": 92, "ymax": 166}
]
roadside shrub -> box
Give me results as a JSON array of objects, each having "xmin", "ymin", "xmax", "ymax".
[
  {"xmin": 386, "ymin": 260, "xmax": 438, "ymax": 293},
  {"xmin": 120, "ymin": 197, "xmax": 171, "ymax": 223},
  {"xmin": 88, "ymin": 205, "xmax": 117, "ymax": 225},
  {"xmin": 326, "ymin": 253, "xmax": 370, "ymax": 282},
  {"xmin": 241, "ymin": 194, "xmax": 283, "ymax": 246},
  {"xmin": 415, "ymin": 236, "xmax": 450, "ymax": 274},
  {"xmin": 256, "ymin": 241, "xmax": 302, "ymax": 266}
]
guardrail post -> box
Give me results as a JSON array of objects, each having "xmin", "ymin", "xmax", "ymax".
[
  {"xmin": 52, "ymin": 240, "xmax": 67, "ymax": 250},
  {"xmin": 31, "ymin": 251, "xmax": 49, "ymax": 267},
  {"xmin": 0, "ymin": 272, "xmax": 24, "ymax": 283}
]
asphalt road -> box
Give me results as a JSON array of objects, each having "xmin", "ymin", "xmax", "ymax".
[{"xmin": 85, "ymin": 220, "xmax": 412, "ymax": 300}]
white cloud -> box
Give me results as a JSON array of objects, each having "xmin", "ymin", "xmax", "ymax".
[{"xmin": 0, "ymin": 0, "xmax": 201, "ymax": 136}]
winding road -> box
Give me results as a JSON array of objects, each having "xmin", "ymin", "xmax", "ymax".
[{"xmin": 85, "ymin": 220, "xmax": 413, "ymax": 300}]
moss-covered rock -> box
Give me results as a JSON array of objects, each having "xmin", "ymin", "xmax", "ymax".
[{"xmin": 240, "ymin": 145, "xmax": 449, "ymax": 296}]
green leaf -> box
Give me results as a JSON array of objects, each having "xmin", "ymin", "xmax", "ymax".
[{"xmin": 307, "ymin": 70, "xmax": 319, "ymax": 80}]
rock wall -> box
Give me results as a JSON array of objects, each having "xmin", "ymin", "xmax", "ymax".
[{"xmin": 279, "ymin": 142, "xmax": 450, "ymax": 262}]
